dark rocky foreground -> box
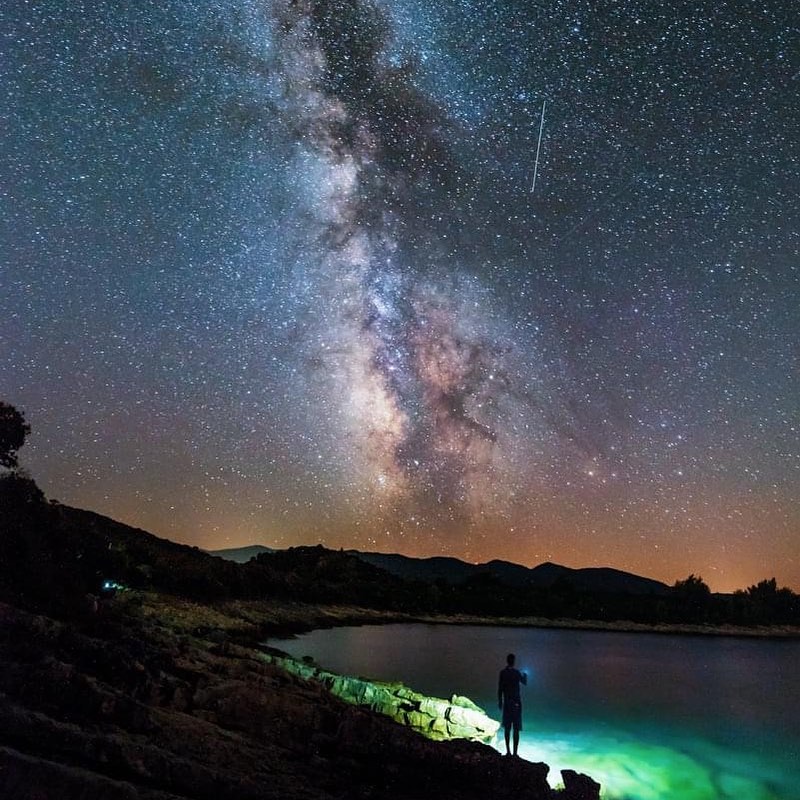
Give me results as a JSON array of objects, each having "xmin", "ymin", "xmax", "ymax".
[{"xmin": 0, "ymin": 594, "xmax": 599, "ymax": 800}]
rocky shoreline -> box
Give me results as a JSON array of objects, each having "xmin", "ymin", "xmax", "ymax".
[
  {"xmin": 0, "ymin": 593, "xmax": 601, "ymax": 800},
  {"xmin": 143, "ymin": 591, "xmax": 800, "ymax": 643},
  {"xmin": 264, "ymin": 649, "xmax": 501, "ymax": 742}
]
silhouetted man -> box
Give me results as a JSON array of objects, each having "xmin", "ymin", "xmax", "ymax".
[{"xmin": 498, "ymin": 652, "xmax": 527, "ymax": 756}]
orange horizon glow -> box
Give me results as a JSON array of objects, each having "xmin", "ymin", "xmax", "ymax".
[{"xmin": 55, "ymin": 482, "xmax": 798, "ymax": 595}]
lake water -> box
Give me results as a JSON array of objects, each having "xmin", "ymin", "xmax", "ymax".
[{"xmin": 275, "ymin": 624, "xmax": 800, "ymax": 800}]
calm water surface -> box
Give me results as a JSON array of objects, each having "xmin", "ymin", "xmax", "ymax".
[{"xmin": 275, "ymin": 624, "xmax": 800, "ymax": 800}]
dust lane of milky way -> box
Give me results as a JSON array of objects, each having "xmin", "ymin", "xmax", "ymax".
[{"xmin": 1, "ymin": 0, "xmax": 798, "ymax": 592}]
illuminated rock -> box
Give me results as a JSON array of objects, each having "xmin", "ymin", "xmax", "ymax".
[
  {"xmin": 420, "ymin": 695, "xmax": 450, "ymax": 717},
  {"xmin": 267, "ymin": 653, "xmax": 500, "ymax": 743},
  {"xmin": 430, "ymin": 716, "xmax": 449, "ymax": 737},
  {"xmin": 446, "ymin": 702, "xmax": 491, "ymax": 731},
  {"xmin": 450, "ymin": 694, "xmax": 483, "ymax": 712}
]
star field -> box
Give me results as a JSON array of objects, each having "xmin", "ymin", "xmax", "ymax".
[{"xmin": 1, "ymin": 0, "xmax": 798, "ymax": 591}]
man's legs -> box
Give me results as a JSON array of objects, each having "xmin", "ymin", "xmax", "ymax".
[
  {"xmin": 513, "ymin": 723, "xmax": 520, "ymax": 756},
  {"xmin": 504, "ymin": 725, "xmax": 511, "ymax": 755}
]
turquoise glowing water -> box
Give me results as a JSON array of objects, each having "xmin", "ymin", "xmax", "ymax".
[{"xmin": 275, "ymin": 624, "xmax": 800, "ymax": 800}]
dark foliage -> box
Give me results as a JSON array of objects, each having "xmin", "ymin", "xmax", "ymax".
[
  {"xmin": 669, "ymin": 574, "xmax": 713, "ymax": 623},
  {"xmin": 0, "ymin": 470, "xmax": 45, "ymax": 508},
  {"xmin": 0, "ymin": 401, "xmax": 31, "ymax": 469}
]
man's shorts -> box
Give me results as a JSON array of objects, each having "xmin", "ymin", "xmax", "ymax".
[{"xmin": 502, "ymin": 701, "xmax": 522, "ymax": 731}]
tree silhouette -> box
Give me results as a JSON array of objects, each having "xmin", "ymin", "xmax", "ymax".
[
  {"xmin": 0, "ymin": 401, "xmax": 31, "ymax": 469},
  {"xmin": 673, "ymin": 574, "xmax": 711, "ymax": 622},
  {"xmin": 674, "ymin": 574, "xmax": 710, "ymax": 596},
  {"xmin": 743, "ymin": 578, "xmax": 797, "ymax": 624},
  {"xmin": 747, "ymin": 577, "xmax": 778, "ymax": 599}
]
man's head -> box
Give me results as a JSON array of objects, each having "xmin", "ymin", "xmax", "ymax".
[{"xmin": 506, "ymin": 653, "xmax": 515, "ymax": 666}]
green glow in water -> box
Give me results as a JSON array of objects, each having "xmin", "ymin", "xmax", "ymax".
[
  {"xmin": 276, "ymin": 624, "xmax": 800, "ymax": 800},
  {"xmin": 508, "ymin": 727, "xmax": 789, "ymax": 800}
]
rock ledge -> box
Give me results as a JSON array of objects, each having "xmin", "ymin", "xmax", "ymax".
[{"xmin": 266, "ymin": 652, "xmax": 500, "ymax": 742}]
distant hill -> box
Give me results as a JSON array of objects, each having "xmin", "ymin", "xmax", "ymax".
[
  {"xmin": 342, "ymin": 552, "xmax": 479, "ymax": 584},
  {"xmin": 3, "ymin": 496, "xmax": 798, "ymax": 625},
  {"xmin": 209, "ymin": 545, "xmax": 274, "ymax": 563},
  {"xmin": 348, "ymin": 551, "xmax": 670, "ymax": 596},
  {"xmin": 208, "ymin": 543, "xmax": 668, "ymax": 597}
]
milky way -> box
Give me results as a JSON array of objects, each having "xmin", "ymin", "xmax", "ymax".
[{"xmin": 1, "ymin": 0, "xmax": 798, "ymax": 590}]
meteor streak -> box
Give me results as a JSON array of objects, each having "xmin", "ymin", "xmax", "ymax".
[{"xmin": 530, "ymin": 99, "xmax": 547, "ymax": 195}]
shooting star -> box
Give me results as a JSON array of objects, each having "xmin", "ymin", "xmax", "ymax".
[{"xmin": 530, "ymin": 99, "xmax": 546, "ymax": 195}]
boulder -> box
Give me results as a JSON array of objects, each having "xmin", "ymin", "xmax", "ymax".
[
  {"xmin": 561, "ymin": 769, "xmax": 601, "ymax": 800},
  {"xmin": 446, "ymin": 703, "xmax": 489, "ymax": 729},
  {"xmin": 451, "ymin": 693, "xmax": 483, "ymax": 712}
]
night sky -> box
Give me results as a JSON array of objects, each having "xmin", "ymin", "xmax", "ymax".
[{"xmin": 2, "ymin": 0, "xmax": 798, "ymax": 591}]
